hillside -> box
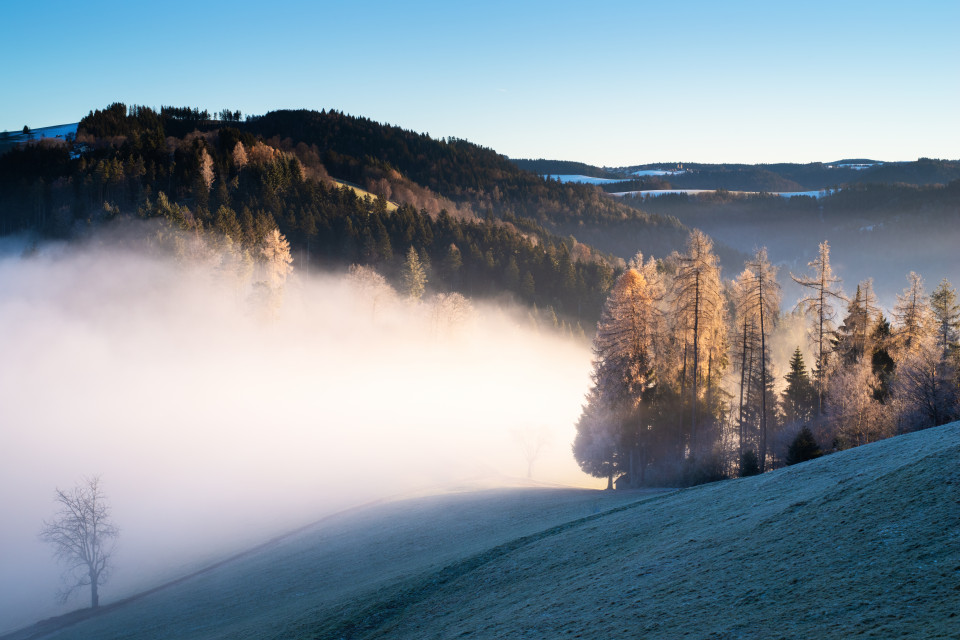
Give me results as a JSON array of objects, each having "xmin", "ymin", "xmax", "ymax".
[{"xmin": 11, "ymin": 422, "xmax": 959, "ymax": 640}]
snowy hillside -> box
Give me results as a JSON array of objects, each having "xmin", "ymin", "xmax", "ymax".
[{"xmin": 6, "ymin": 423, "xmax": 959, "ymax": 640}]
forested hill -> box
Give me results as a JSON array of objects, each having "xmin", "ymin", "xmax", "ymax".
[
  {"xmin": 511, "ymin": 158, "xmax": 960, "ymax": 192},
  {"xmin": 510, "ymin": 159, "xmax": 620, "ymax": 179},
  {"xmin": 2, "ymin": 103, "xmax": 693, "ymax": 327},
  {"xmin": 241, "ymin": 110, "xmax": 684, "ymax": 235}
]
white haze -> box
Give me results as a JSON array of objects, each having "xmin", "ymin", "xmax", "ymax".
[{"xmin": 0, "ymin": 237, "xmax": 598, "ymax": 631}]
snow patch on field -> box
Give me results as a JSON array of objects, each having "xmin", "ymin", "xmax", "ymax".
[{"xmin": 544, "ymin": 174, "xmax": 625, "ymax": 184}]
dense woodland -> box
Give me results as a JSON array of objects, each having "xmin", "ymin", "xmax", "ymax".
[
  {"xmin": 0, "ymin": 103, "xmax": 677, "ymax": 327},
  {"xmin": 574, "ymin": 232, "xmax": 960, "ymax": 487}
]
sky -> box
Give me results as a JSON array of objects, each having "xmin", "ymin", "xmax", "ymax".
[{"xmin": 3, "ymin": 1, "xmax": 958, "ymax": 164}]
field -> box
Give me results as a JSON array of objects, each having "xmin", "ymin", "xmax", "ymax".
[{"xmin": 7, "ymin": 423, "xmax": 959, "ymax": 639}]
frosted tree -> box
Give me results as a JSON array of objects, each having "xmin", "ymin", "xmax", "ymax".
[
  {"xmin": 347, "ymin": 264, "xmax": 395, "ymax": 320},
  {"xmin": 929, "ymin": 278, "xmax": 959, "ymax": 361},
  {"xmin": 894, "ymin": 332, "xmax": 958, "ymax": 430},
  {"xmin": 430, "ymin": 292, "xmax": 473, "ymax": 337},
  {"xmin": 402, "ymin": 246, "xmax": 427, "ymax": 301},
  {"xmin": 826, "ymin": 359, "xmax": 890, "ymax": 448},
  {"xmin": 893, "ymin": 271, "xmax": 930, "ymax": 354},
  {"xmin": 39, "ymin": 476, "xmax": 118, "ymax": 609},
  {"xmin": 791, "ymin": 240, "xmax": 845, "ymax": 417},
  {"xmin": 591, "ymin": 257, "xmax": 666, "ymax": 485},
  {"xmin": 251, "ymin": 228, "xmax": 294, "ymax": 319},
  {"xmin": 834, "ymin": 281, "xmax": 877, "ymax": 366},
  {"xmin": 672, "ymin": 230, "xmax": 724, "ymax": 456}
]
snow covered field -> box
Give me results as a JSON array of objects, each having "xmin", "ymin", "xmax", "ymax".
[
  {"xmin": 611, "ymin": 188, "xmax": 835, "ymax": 199},
  {"xmin": 631, "ymin": 168, "xmax": 686, "ymax": 176},
  {"xmin": 544, "ymin": 174, "xmax": 625, "ymax": 184},
  {"xmin": 9, "ymin": 421, "xmax": 958, "ymax": 640}
]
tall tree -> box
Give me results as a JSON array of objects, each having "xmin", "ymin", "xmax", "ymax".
[
  {"xmin": 929, "ymin": 278, "xmax": 959, "ymax": 361},
  {"xmin": 743, "ymin": 248, "xmax": 780, "ymax": 471},
  {"xmin": 592, "ymin": 259, "xmax": 665, "ymax": 485},
  {"xmin": 672, "ymin": 230, "xmax": 724, "ymax": 457},
  {"xmin": 402, "ymin": 245, "xmax": 427, "ymax": 300},
  {"xmin": 40, "ymin": 476, "xmax": 119, "ymax": 609},
  {"xmin": 782, "ymin": 347, "xmax": 816, "ymax": 425},
  {"xmin": 791, "ymin": 240, "xmax": 844, "ymax": 417},
  {"xmin": 893, "ymin": 271, "xmax": 930, "ymax": 353}
]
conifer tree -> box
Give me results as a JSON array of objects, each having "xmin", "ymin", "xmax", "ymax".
[
  {"xmin": 588, "ymin": 257, "xmax": 665, "ymax": 486},
  {"xmin": 782, "ymin": 347, "xmax": 816, "ymax": 425},
  {"xmin": 791, "ymin": 240, "xmax": 844, "ymax": 417},
  {"xmin": 671, "ymin": 230, "xmax": 724, "ymax": 457},
  {"xmin": 893, "ymin": 271, "xmax": 930, "ymax": 353},
  {"xmin": 743, "ymin": 248, "xmax": 780, "ymax": 471},
  {"xmin": 930, "ymin": 278, "xmax": 959, "ymax": 361},
  {"xmin": 402, "ymin": 245, "xmax": 427, "ymax": 300}
]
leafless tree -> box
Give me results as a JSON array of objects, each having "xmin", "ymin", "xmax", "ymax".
[{"xmin": 39, "ymin": 476, "xmax": 119, "ymax": 609}]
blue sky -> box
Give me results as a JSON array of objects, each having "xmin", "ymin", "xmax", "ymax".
[{"xmin": 4, "ymin": 0, "xmax": 957, "ymax": 165}]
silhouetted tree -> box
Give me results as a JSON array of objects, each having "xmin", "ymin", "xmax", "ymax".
[{"xmin": 39, "ymin": 476, "xmax": 118, "ymax": 609}]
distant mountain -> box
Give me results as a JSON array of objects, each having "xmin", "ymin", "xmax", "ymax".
[{"xmin": 515, "ymin": 157, "xmax": 960, "ymax": 193}]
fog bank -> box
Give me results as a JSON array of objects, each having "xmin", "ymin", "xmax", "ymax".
[{"xmin": 0, "ymin": 239, "xmax": 596, "ymax": 631}]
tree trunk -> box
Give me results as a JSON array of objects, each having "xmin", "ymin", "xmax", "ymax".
[
  {"xmin": 759, "ymin": 277, "xmax": 767, "ymax": 474},
  {"xmin": 90, "ymin": 572, "xmax": 99, "ymax": 609},
  {"xmin": 606, "ymin": 471, "xmax": 613, "ymax": 491},
  {"xmin": 690, "ymin": 272, "xmax": 701, "ymax": 457}
]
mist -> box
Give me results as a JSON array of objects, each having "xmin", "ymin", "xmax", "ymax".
[{"xmin": 0, "ymin": 235, "xmax": 597, "ymax": 631}]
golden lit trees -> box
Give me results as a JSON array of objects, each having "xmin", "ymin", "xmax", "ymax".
[
  {"xmin": 672, "ymin": 230, "xmax": 724, "ymax": 457},
  {"xmin": 791, "ymin": 240, "xmax": 844, "ymax": 417}
]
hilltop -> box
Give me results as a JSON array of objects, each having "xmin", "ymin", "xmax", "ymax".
[{"xmin": 9, "ymin": 422, "xmax": 959, "ymax": 639}]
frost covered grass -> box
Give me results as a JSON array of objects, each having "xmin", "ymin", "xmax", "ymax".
[{"xmin": 10, "ymin": 423, "xmax": 959, "ymax": 639}]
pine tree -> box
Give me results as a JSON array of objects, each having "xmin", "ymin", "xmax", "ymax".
[
  {"xmin": 785, "ymin": 426, "xmax": 822, "ymax": 465},
  {"xmin": 402, "ymin": 245, "xmax": 427, "ymax": 300},
  {"xmin": 782, "ymin": 347, "xmax": 816, "ymax": 425}
]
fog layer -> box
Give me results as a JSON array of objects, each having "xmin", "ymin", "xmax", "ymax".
[{"xmin": 0, "ymin": 240, "xmax": 595, "ymax": 631}]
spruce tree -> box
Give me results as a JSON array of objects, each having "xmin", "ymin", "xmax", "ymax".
[
  {"xmin": 782, "ymin": 347, "xmax": 816, "ymax": 425},
  {"xmin": 402, "ymin": 245, "xmax": 427, "ymax": 300}
]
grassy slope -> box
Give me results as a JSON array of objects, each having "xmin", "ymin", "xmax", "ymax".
[{"xmin": 15, "ymin": 424, "xmax": 960, "ymax": 640}]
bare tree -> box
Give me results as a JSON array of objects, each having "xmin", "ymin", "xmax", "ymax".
[
  {"xmin": 513, "ymin": 425, "xmax": 551, "ymax": 479},
  {"xmin": 39, "ymin": 476, "xmax": 119, "ymax": 609}
]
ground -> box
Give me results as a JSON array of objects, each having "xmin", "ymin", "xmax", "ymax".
[{"xmin": 7, "ymin": 423, "xmax": 959, "ymax": 640}]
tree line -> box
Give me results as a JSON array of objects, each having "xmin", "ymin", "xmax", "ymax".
[{"xmin": 574, "ymin": 233, "xmax": 960, "ymax": 488}]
